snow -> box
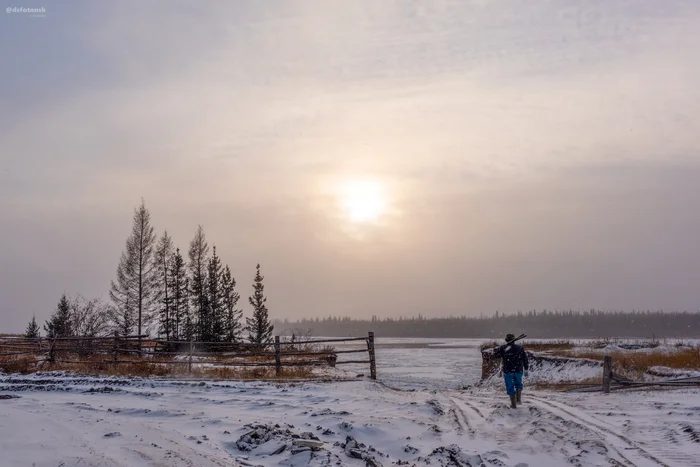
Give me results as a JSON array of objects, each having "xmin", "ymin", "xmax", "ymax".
[
  {"xmin": 331, "ymin": 338, "xmax": 485, "ymax": 390},
  {"xmin": 1, "ymin": 372, "xmax": 699, "ymax": 466},
  {"xmin": 570, "ymin": 343, "xmax": 698, "ymax": 355},
  {"xmin": 480, "ymin": 357, "xmax": 602, "ymax": 387},
  {"xmin": 645, "ymin": 366, "xmax": 700, "ymax": 378},
  {"xmin": 1, "ymin": 339, "xmax": 699, "ymax": 466}
]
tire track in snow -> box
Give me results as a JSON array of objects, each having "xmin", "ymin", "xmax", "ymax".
[
  {"xmin": 528, "ymin": 396, "xmax": 670, "ymax": 467},
  {"xmin": 446, "ymin": 397, "xmax": 476, "ymax": 439},
  {"xmin": 539, "ymin": 396, "xmax": 700, "ymax": 467},
  {"xmin": 451, "ymin": 392, "xmax": 486, "ymax": 420},
  {"xmin": 446, "ymin": 405, "xmax": 465, "ymax": 435},
  {"xmin": 459, "ymin": 394, "xmax": 512, "ymax": 419}
]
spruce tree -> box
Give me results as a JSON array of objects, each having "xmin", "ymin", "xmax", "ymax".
[
  {"xmin": 154, "ymin": 231, "xmax": 174, "ymax": 340},
  {"xmin": 182, "ymin": 283, "xmax": 196, "ymax": 341},
  {"xmin": 169, "ymin": 248, "xmax": 189, "ymax": 341},
  {"xmin": 246, "ymin": 264, "xmax": 274, "ymax": 345},
  {"xmin": 222, "ymin": 265, "xmax": 243, "ymax": 343},
  {"xmin": 44, "ymin": 294, "xmax": 73, "ymax": 338},
  {"xmin": 108, "ymin": 241, "xmax": 137, "ymax": 337},
  {"xmin": 109, "ymin": 200, "xmax": 157, "ymax": 346},
  {"xmin": 25, "ymin": 315, "xmax": 40, "ymax": 339},
  {"xmin": 206, "ymin": 246, "xmax": 225, "ymax": 342},
  {"xmin": 188, "ymin": 225, "xmax": 209, "ymax": 341}
]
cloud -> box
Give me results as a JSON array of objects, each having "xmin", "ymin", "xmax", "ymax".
[{"xmin": 2, "ymin": 1, "xmax": 700, "ymax": 330}]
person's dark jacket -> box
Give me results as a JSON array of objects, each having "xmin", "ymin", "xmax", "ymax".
[{"xmin": 492, "ymin": 343, "xmax": 529, "ymax": 374}]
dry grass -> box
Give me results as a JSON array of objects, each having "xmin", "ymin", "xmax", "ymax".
[
  {"xmin": 479, "ymin": 341, "xmax": 499, "ymax": 351},
  {"xmin": 586, "ymin": 337, "xmax": 662, "ymax": 349},
  {"xmin": 0, "ymin": 334, "xmax": 346, "ymax": 381},
  {"xmin": 1, "ymin": 349, "xmax": 327, "ymax": 380},
  {"xmin": 480, "ymin": 340, "xmax": 574, "ymax": 352},
  {"xmin": 522, "ymin": 341, "xmax": 575, "ymax": 352},
  {"xmin": 570, "ymin": 347, "xmax": 700, "ymax": 376},
  {"xmin": 0, "ymin": 358, "xmax": 319, "ymax": 380},
  {"xmin": 0, "ymin": 354, "xmax": 41, "ymax": 374}
]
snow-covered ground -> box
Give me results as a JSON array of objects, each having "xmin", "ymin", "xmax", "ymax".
[
  {"xmin": 1, "ymin": 338, "xmax": 699, "ymax": 466},
  {"xmin": 1, "ymin": 371, "xmax": 699, "ymax": 467}
]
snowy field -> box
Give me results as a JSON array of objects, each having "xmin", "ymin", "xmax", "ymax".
[
  {"xmin": 1, "ymin": 373, "xmax": 700, "ymax": 467},
  {"xmin": 359, "ymin": 338, "xmax": 486, "ymax": 390},
  {"xmin": 1, "ymin": 339, "xmax": 699, "ymax": 467}
]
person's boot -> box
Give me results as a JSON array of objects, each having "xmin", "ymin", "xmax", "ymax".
[
  {"xmin": 516, "ymin": 388, "xmax": 522, "ymax": 404},
  {"xmin": 509, "ymin": 394, "xmax": 517, "ymax": 409}
]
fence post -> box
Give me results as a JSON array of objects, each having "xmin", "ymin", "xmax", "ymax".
[
  {"xmin": 275, "ymin": 336, "xmax": 282, "ymax": 377},
  {"xmin": 113, "ymin": 331, "xmax": 119, "ymax": 369},
  {"xmin": 603, "ymin": 355, "xmax": 613, "ymax": 394},
  {"xmin": 48, "ymin": 338, "xmax": 56, "ymax": 363},
  {"xmin": 188, "ymin": 340, "xmax": 194, "ymax": 374},
  {"xmin": 367, "ymin": 331, "xmax": 376, "ymax": 380}
]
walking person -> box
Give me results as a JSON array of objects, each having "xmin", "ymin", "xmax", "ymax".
[{"xmin": 492, "ymin": 333, "xmax": 529, "ymax": 408}]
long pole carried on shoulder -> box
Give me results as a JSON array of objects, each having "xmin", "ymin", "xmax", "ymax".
[
  {"xmin": 487, "ymin": 334, "xmax": 527, "ymax": 353},
  {"xmin": 506, "ymin": 333, "xmax": 526, "ymax": 345}
]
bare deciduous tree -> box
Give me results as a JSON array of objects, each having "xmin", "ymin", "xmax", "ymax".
[
  {"xmin": 109, "ymin": 199, "xmax": 157, "ymax": 347},
  {"xmin": 70, "ymin": 295, "xmax": 110, "ymax": 338}
]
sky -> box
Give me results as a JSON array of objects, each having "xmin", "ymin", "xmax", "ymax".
[{"xmin": 2, "ymin": 1, "xmax": 700, "ymax": 332}]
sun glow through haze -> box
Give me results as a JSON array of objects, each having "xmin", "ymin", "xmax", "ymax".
[{"xmin": 338, "ymin": 178, "xmax": 388, "ymax": 224}]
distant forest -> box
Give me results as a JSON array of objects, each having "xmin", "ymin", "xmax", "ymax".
[{"xmin": 274, "ymin": 310, "xmax": 700, "ymax": 339}]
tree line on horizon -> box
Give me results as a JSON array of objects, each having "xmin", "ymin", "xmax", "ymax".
[
  {"xmin": 24, "ymin": 200, "xmax": 274, "ymax": 345},
  {"xmin": 274, "ymin": 309, "xmax": 700, "ymax": 339}
]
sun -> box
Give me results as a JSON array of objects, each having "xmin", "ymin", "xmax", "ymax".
[{"xmin": 338, "ymin": 178, "xmax": 388, "ymax": 224}]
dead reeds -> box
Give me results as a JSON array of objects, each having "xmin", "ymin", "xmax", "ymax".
[
  {"xmin": 480, "ymin": 340, "xmax": 574, "ymax": 352},
  {"xmin": 570, "ymin": 347, "xmax": 700, "ymax": 376}
]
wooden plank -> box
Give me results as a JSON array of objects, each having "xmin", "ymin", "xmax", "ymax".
[
  {"xmin": 0, "ymin": 351, "xmax": 41, "ymax": 357},
  {"xmin": 279, "ymin": 349, "xmax": 366, "ymax": 357},
  {"xmin": 44, "ymin": 335, "xmax": 148, "ymax": 341},
  {"xmin": 334, "ymin": 360, "xmax": 372, "ymax": 365},
  {"xmin": 278, "ymin": 337, "xmax": 369, "ymax": 345}
]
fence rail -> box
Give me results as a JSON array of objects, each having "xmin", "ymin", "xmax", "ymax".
[
  {"xmin": 601, "ymin": 355, "xmax": 700, "ymax": 393},
  {"xmin": 0, "ymin": 332, "xmax": 377, "ymax": 379},
  {"xmin": 481, "ymin": 347, "xmax": 700, "ymax": 393}
]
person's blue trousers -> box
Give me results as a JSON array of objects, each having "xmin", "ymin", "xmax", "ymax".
[{"xmin": 503, "ymin": 372, "xmax": 523, "ymax": 396}]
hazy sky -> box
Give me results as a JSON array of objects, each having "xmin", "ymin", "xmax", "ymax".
[{"xmin": 2, "ymin": 1, "xmax": 700, "ymax": 332}]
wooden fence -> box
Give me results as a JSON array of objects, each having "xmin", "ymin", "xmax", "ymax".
[
  {"xmin": 482, "ymin": 350, "xmax": 700, "ymax": 392},
  {"xmin": 0, "ymin": 332, "xmax": 377, "ymax": 379},
  {"xmin": 601, "ymin": 355, "xmax": 700, "ymax": 393}
]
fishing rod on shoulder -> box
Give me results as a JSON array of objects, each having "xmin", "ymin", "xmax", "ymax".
[{"xmin": 483, "ymin": 333, "xmax": 527, "ymax": 354}]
